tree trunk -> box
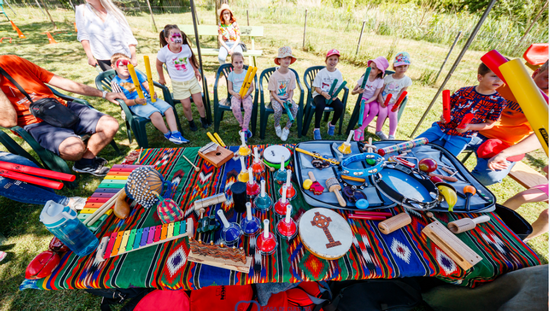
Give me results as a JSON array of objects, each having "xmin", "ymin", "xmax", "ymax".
[{"xmin": 39, "ymin": 0, "xmax": 57, "ymax": 30}]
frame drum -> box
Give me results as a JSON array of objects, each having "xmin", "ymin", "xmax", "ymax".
[
  {"xmin": 298, "ymin": 208, "xmax": 352, "ymax": 260},
  {"xmin": 263, "ymin": 145, "xmax": 291, "ymax": 169}
]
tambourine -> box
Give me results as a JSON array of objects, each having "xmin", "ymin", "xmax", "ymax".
[
  {"xmin": 340, "ymin": 152, "xmax": 384, "ymax": 176},
  {"xmin": 371, "ymin": 162, "xmax": 439, "ymax": 211}
]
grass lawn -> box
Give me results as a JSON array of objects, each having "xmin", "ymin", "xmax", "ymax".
[{"xmin": 0, "ymin": 6, "xmax": 547, "ymax": 310}]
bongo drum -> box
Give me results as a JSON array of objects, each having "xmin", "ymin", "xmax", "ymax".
[
  {"xmin": 263, "ymin": 146, "xmax": 291, "ymax": 169},
  {"xmin": 298, "ymin": 208, "xmax": 352, "ymax": 260},
  {"xmin": 371, "ymin": 162, "xmax": 439, "ymax": 211}
]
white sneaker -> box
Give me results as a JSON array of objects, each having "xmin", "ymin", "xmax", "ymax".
[
  {"xmin": 376, "ymin": 131, "xmax": 388, "ymax": 140},
  {"xmin": 281, "ymin": 128, "xmax": 290, "ymax": 141},
  {"xmin": 275, "ymin": 126, "xmax": 282, "ymax": 137},
  {"xmin": 388, "ymin": 135, "xmax": 396, "ymax": 140}
]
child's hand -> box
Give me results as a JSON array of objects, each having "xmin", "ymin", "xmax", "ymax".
[
  {"xmin": 135, "ymin": 98, "xmax": 147, "ymax": 105},
  {"xmin": 153, "ymin": 93, "xmax": 158, "ymax": 100},
  {"xmin": 456, "ymin": 124, "xmax": 471, "ymax": 133},
  {"xmin": 233, "ymin": 93, "xmax": 241, "ymax": 100},
  {"xmin": 357, "ymin": 88, "xmax": 365, "ymax": 94},
  {"xmin": 195, "ymin": 69, "xmax": 202, "ymax": 82},
  {"xmin": 439, "ymin": 114, "xmax": 446, "ymax": 123},
  {"xmin": 159, "ymin": 77, "xmax": 166, "ymax": 85},
  {"xmin": 322, "ymin": 91, "xmax": 331, "ymax": 100}
]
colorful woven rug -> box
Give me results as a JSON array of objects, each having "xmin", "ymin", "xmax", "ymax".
[{"xmin": 20, "ymin": 146, "xmax": 540, "ymax": 291}]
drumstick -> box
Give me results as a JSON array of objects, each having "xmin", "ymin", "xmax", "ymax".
[
  {"xmin": 213, "ymin": 133, "xmax": 226, "ymax": 147},
  {"xmin": 84, "ymin": 188, "xmax": 125, "ymax": 225},
  {"xmin": 127, "ymin": 64, "xmax": 145, "ymax": 100},
  {"xmin": 0, "ymin": 169, "xmax": 63, "ymax": 190},
  {"xmin": 295, "ymin": 148, "xmax": 340, "ymax": 165},
  {"xmin": 143, "ymin": 56, "xmax": 156, "ymax": 102},
  {"xmin": 182, "ymin": 155, "xmax": 199, "ymax": 172},
  {"xmin": 429, "ymin": 172, "xmax": 458, "ymax": 182},
  {"xmin": 0, "ymin": 161, "xmax": 75, "ymax": 181},
  {"xmin": 353, "ymin": 211, "xmax": 393, "ymax": 216},
  {"xmin": 348, "ymin": 214, "xmax": 386, "ymax": 221}
]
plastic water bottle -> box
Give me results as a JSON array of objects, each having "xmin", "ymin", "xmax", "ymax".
[{"xmin": 40, "ymin": 200, "xmax": 99, "ymax": 257}]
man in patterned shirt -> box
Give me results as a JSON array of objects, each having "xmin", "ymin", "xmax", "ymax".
[{"xmin": 416, "ymin": 63, "xmax": 507, "ymax": 156}]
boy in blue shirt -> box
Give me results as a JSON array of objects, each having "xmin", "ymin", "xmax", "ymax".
[{"xmin": 110, "ymin": 53, "xmax": 188, "ymax": 144}]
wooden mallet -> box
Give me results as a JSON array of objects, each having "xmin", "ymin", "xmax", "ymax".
[
  {"xmin": 326, "ymin": 177, "xmax": 346, "ymax": 207},
  {"xmin": 182, "ymin": 154, "xmax": 199, "ymax": 172}
]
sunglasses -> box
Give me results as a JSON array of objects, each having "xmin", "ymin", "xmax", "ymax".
[{"xmin": 116, "ymin": 59, "xmax": 131, "ymax": 67}]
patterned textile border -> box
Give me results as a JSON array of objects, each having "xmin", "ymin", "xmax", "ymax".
[{"xmin": 20, "ymin": 146, "xmax": 540, "ymax": 291}]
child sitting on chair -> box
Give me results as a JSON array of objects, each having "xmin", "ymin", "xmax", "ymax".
[
  {"xmin": 416, "ymin": 63, "xmax": 507, "ymax": 156},
  {"xmin": 268, "ymin": 46, "xmax": 298, "ymax": 142},
  {"xmin": 227, "ymin": 52, "xmax": 254, "ymax": 141},
  {"xmin": 110, "ymin": 53, "xmax": 189, "ymax": 144},
  {"xmin": 156, "ymin": 24, "xmax": 209, "ymax": 132},
  {"xmin": 311, "ymin": 49, "xmax": 345, "ymax": 140}
]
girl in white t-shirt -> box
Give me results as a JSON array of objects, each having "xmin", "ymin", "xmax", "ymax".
[
  {"xmin": 352, "ymin": 56, "xmax": 389, "ymax": 141},
  {"xmin": 156, "ymin": 24, "xmax": 209, "ymax": 131},
  {"xmin": 227, "ymin": 52, "xmax": 254, "ymax": 141},
  {"xmin": 310, "ymin": 49, "xmax": 345, "ymax": 140},
  {"xmin": 377, "ymin": 52, "xmax": 412, "ymax": 140}
]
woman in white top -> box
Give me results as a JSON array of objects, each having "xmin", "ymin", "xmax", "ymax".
[{"xmin": 75, "ymin": 0, "xmax": 138, "ymax": 71}]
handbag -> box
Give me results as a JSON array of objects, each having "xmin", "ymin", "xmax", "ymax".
[{"xmin": 0, "ymin": 66, "xmax": 79, "ymax": 128}]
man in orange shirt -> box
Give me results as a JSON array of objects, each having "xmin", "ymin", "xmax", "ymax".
[
  {"xmin": 0, "ymin": 55, "xmax": 125, "ymax": 176},
  {"xmin": 468, "ymin": 61, "xmax": 548, "ymax": 185}
]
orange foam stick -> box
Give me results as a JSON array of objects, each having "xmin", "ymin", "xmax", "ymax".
[
  {"xmin": 391, "ymin": 91, "xmax": 408, "ymax": 112},
  {"xmin": 442, "ymin": 90, "xmax": 451, "ymax": 123}
]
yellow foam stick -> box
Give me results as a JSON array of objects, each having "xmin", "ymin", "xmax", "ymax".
[
  {"xmin": 143, "ymin": 56, "xmax": 156, "ymax": 102},
  {"xmin": 243, "ymin": 67, "xmax": 258, "ymax": 97},
  {"xmin": 239, "ymin": 67, "xmax": 253, "ymax": 98},
  {"xmin": 127, "ymin": 63, "xmax": 145, "ymax": 102},
  {"xmin": 213, "ymin": 133, "xmax": 226, "ymax": 147},
  {"xmin": 206, "ymin": 132, "xmax": 218, "ymax": 144},
  {"xmin": 500, "ymin": 59, "xmax": 549, "ymax": 155}
]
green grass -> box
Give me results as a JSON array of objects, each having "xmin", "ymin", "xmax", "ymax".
[{"xmin": 0, "ymin": 6, "xmax": 547, "ymax": 310}]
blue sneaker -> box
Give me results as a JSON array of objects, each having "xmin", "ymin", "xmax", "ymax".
[
  {"xmin": 245, "ymin": 129, "xmax": 253, "ymax": 140},
  {"xmin": 313, "ymin": 129, "xmax": 322, "ymax": 140},
  {"xmin": 327, "ymin": 122, "xmax": 335, "ymax": 136},
  {"xmin": 168, "ymin": 131, "xmax": 190, "ymax": 144}
]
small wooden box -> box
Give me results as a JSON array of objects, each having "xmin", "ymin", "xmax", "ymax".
[{"xmin": 198, "ymin": 143, "xmax": 234, "ymax": 168}]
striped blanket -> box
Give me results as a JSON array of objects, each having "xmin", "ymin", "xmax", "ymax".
[{"xmin": 20, "ymin": 146, "xmax": 540, "ymax": 291}]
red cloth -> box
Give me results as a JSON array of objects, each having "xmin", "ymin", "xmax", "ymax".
[{"xmin": 476, "ymin": 138, "xmax": 525, "ymax": 162}]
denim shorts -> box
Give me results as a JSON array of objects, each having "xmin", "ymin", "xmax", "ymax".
[{"xmin": 129, "ymin": 98, "xmax": 172, "ymax": 118}]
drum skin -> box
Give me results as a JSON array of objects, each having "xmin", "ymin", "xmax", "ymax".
[{"xmin": 25, "ymin": 250, "xmax": 61, "ymax": 279}]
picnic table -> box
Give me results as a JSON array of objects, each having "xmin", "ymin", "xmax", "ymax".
[{"xmin": 20, "ymin": 145, "xmax": 540, "ymax": 291}]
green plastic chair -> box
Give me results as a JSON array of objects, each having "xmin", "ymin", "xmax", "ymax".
[
  {"xmin": 213, "ymin": 63, "xmax": 258, "ymax": 135},
  {"xmin": 0, "ymin": 87, "xmax": 121, "ymax": 188},
  {"xmin": 301, "ymin": 66, "xmax": 349, "ymax": 137},
  {"xmin": 95, "ymin": 69, "xmax": 182, "ymax": 148},
  {"xmin": 0, "ymin": 0, "xmax": 10, "ymax": 21},
  {"xmin": 345, "ymin": 70, "xmax": 409, "ymax": 134},
  {"xmin": 258, "ymin": 67, "xmax": 304, "ymax": 139}
]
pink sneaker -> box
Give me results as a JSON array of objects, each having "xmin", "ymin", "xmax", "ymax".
[{"xmin": 353, "ymin": 129, "xmax": 364, "ymax": 141}]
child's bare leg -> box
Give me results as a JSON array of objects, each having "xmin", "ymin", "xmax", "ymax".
[
  {"xmin": 149, "ymin": 111, "xmax": 169, "ymax": 134},
  {"xmin": 527, "ymin": 209, "xmax": 549, "ymax": 240},
  {"xmin": 503, "ymin": 188, "xmax": 548, "ymax": 210},
  {"xmin": 180, "ymin": 98, "xmax": 193, "ymax": 120},
  {"xmin": 163, "ymin": 108, "xmax": 178, "ymax": 132},
  {"xmin": 191, "ymin": 93, "xmax": 206, "ymax": 118}
]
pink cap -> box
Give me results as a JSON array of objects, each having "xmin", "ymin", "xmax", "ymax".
[{"xmin": 326, "ymin": 49, "xmax": 340, "ymax": 60}]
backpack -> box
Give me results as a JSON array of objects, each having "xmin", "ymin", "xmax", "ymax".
[
  {"xmin": 324, "ymin": 279, "xmax": 431, "ymax": 311},
  {"xmin": 85, "ymin": 288, "xmax": 154, "ymax": 311}
]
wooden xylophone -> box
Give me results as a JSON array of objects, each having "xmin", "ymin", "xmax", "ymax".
[
  {"xmin": 78, "ymin": 165, "xmax": 149, "ymax": 231},
  {"xmin": 95, "ymin": 218, "xmax": 194, "ymax": 262}
]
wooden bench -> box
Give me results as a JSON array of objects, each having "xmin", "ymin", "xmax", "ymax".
[
  {"xmin": 509, "ymin": 161, "xmax": 547, "ymax": 189},
  {"xmin": 179, "ymin": 25, "xmax": 264, "ymax": 66}
]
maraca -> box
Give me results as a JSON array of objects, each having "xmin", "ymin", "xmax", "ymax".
[
  {"xmin": 463, "ymin": 185, "xmax": 476, "ymax": 212},
  {"xmin": 436, "ymin": 183, "xmax": 457, "ymax": 212},
  {"xmin": 418, "ymin": 158, "xmax": 438, "ymax": 173}
]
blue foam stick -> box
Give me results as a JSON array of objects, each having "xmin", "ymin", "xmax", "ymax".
[
  {"xmin": 360, "ymin": 67, "xmax": 371, "ymax": 89},
  {"xmin": 325, "ymin": 79, "xmax": 338, "ymax": 105},
  {"xmin": 284, "ymin": 101, "xmax": 295, "ymax": 123},
  {"xmin": 358, "ymin": 99, "xmax": 365, "ymax": 126},
  {"xmin": 327, "ymin": 81, "xmax": 348, "ymax": 106}
]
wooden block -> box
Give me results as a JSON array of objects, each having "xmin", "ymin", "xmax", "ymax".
[
  {"xmin": 378, "ymin": 213, "xmax": 411, "ymax": 235},
  {"xmin": 188, "ymin": 249, "xmax": 252, "ymax": 273},
  {"xmin": 509, "ymin": 161, "xmax": 547, "ymax": 189},
  {"xmin": 198, "ymin": 144, "xmax": 233, "ymax": 168},
  {"xmin": 422, "ymin": 220, "xmax": 482, "ymax": 270}
]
